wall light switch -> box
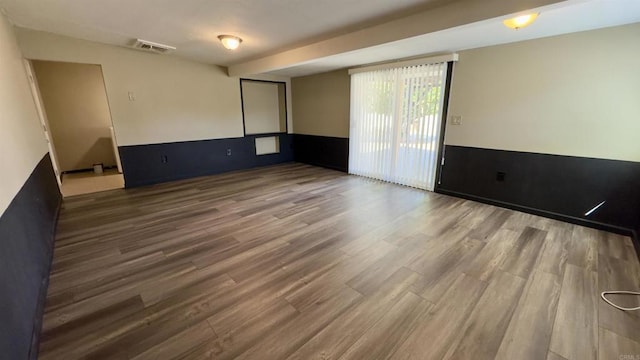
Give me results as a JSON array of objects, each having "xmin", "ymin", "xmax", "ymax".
[
  {"xmin": 128, "ymin": 91, "xmax": 136, "ymax": 101},
  {"xmin": 451, "ymin": 115, "xmax": 462, "ymax": 125}
]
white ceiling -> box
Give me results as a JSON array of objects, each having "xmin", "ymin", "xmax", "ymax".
[
  {"xmin": 0, "ymin": 0, "xmax": 450, "ymax": 65},
  {"xmin": 269, "ymin": 0, "xmax": 640, "ymax": 77},
  {"xmin": 1, "ymin": 0, "xmax": 639, "ymax": 77}
]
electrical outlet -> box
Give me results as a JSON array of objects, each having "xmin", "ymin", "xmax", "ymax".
[
  {"xmin": 496, "ymin": 172, "xmax": 506, "ymax": 182},
  {"xmin": 451, "ymin": 116, "xmax": 462, "ymax": 125},
  {"xmin": 128, "ymin": 91, "xmax": 136, "ymax": 101},
  {"xmin": 226, "ymin": 148, "xmax": 232, "ymax": 156},
  {"xmin": 161, "ymin": 155, "xmax": 168, "ymax": 163}
]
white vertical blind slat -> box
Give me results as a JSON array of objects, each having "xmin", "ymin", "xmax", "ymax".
[
  {"xmin": 414, "ymin": 67, "xmax": 428, "ymax": 188},
  {"xmin": 423, "ymin": 63, "xmax": 437, "ymax": 188}
]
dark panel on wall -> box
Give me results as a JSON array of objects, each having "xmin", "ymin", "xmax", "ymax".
[
  {"xmin": 0, "ymin": 154, "xmax": 61, "ymax": 360},
  {"xmin": 119, "ymin": 134, "xmax": 294, "ymax": 187},
  {"xmin": 437, "ymin": 145, "xmax": 640, "ymax": 237},
  {"xmin": 293, "ymin": 134, "xmax": 349, "ymax": 172}
]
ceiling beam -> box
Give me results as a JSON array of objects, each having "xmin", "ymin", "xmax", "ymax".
[{"xmin": 228, "ymin": 0, "xmax": 569, "ymax": 77}]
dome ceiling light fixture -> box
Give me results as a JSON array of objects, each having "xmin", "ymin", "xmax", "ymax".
[
  {"xmin": 503, "ymin": 13, "xmax": 539, "ymax": 30},
  {"xmin": 218, "ymin": 35, "xmax": 243, "ymax": 50}
]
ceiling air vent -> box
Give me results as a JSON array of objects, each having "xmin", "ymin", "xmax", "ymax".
[{"xmin": 132, "ymin": 39, "xmax": 176, "ymax": 54}]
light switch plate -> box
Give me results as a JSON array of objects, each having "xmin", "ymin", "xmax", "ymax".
[
  {"xmin": 451, "ymin": 115, "xmax": 462, "ymax": 125},
  {"xmin": 128, "ymin": 91, "xmax": 136, "ymax": 101}
]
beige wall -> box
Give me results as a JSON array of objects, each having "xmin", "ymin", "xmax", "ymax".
[
  {"xmin": 32, "ymin": 61, "xmax": 116, "ymax": 171},
  {"xmin": 0, "ymin": 15, "xmax": 49, "ymax": 216},
  {"xmin": 292, "ymin": 69, "xmax": 350, "ymax": 138},
  {"xmin": 16, "ymin": 28, "xmax": 292, "ymax": 147},
  {"xmin": 446, "ymin": 23, "xmax": 640, "ymax": 162}
]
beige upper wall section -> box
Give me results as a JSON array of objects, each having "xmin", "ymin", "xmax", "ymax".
[
  {"xmin": 446, "ymin": 22, "xmax": 640, "ymax": 162},
  {"xmin": 0, "ymin": 14, "xmax": 48, "ymax": 216},
  {"xmin": 292, "ymin": 69, "xmax": 350, "ymax": 138},
  {"xmin": 16, "ymin": 28, "xmax": 292, "ymax": 147},
  {"xmin": 33, "ymin": 60, "xmax": 116, "ymax": 171}
]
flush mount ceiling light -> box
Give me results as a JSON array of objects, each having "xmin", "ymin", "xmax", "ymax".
[
  {"xmin": 503, "ymin": 13, "xmax": 539, "ymax": 30},
  {"xmin": 218, "ymin": 35, "xmax": 242, "ymax": 50}
]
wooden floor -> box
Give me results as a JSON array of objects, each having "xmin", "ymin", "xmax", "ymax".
[{"xmin": 40, "ymin": 163, "xmax": 640, "ymax": 360}]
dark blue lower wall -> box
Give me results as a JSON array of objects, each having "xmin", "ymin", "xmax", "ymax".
[
  {"xmin": 119, "ymin": 134, "xmax": 294, "ymax": 187},
  {"xmin": 437, "ymin": 145, "xmax": 640, "ymax": 239},
  {"xmin": 0, "ymin": 153, "xmax": 61, "ymax": 360},
  {"xmin": 293, "ymin": 134, "xmax": 349, "ymax": 172}
]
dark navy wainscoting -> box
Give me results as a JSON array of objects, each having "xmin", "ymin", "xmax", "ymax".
[
  {"xmin": 437, "ymin": 145, "xmax": 640, "ymax": 240},
  {"xmin": 293, "ymin": 134, "xmax": 349, "ymax": 172},
  {"xmin": 0, "ymin": 153, "xmax": 61, "ymax": 360},
  {"xmin": 119, "ymin": 134, "xmax": 294, "ymax": 188}
]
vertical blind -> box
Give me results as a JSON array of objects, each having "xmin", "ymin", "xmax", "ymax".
[{"xmin": 348, "ymin": 62, "xmax": 448, "ymax": 191}]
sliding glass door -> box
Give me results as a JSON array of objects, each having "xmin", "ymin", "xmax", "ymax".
[{"xmin": 348, "ymin": 62, "xmax": 448, "ymax": 190}]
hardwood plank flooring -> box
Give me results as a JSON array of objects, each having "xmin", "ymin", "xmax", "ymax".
[
  {"xmin": 443, "ymin": 271, "xmax": 526, "ymax": 360},
  {"xmin": 495, "ymin": 270, "xmax": 561, "ymax": 360},
  {"xmin": 549, "ymin": 264, "xmax": 599, "ymax": 360},
  {"xmin": 39, "ymin": 163, "xmax": 640, "ymax": 359}
]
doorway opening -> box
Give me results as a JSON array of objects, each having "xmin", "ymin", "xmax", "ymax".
[{"xmin": 24, "ymin": 60, "xmax": 124, "ymax": 197}]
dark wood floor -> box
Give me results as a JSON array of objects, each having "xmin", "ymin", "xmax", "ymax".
[{"xmin": 40, "ymin": 163, "xmax": 640, "ymax": 359}]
